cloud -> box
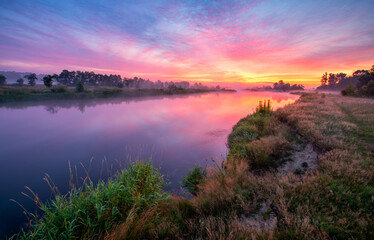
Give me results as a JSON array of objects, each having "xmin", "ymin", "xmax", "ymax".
[{"xmin": 0, "ymin": 0, "xmax": 373, "ymax": 83}]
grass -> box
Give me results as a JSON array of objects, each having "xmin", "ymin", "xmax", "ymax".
[
  {"xmin": 0, "ymin": 85, "xmax": 225, "ymax": 103},
  {"xmin": 13, "ymin": 161, "xmax": 169, "ymax": 240},
  {"xmin": 181, "ymin": 166, "xmax": 207, "ymax": 196},
  {"xmin": 14, "ymin": 93, "xmax": 374, "ymax": 239}
]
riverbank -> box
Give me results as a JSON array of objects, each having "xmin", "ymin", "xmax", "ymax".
[
  {"xmin": 13, "ymin": 93, "xmax": 374, "ymax": 239},
  {"xmin": 0, "ymin": 85, "xmax": 235, "ymax": 103}
]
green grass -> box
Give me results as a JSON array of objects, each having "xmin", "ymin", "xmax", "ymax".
[
  {"xmin": 14, "ymin": 161, "xmax": 169, "ymax": 240},
  {"xmin": 181, "ymin": 166, "xmax": 207, "ymax": 196},
  {"xmin": 227, "ymin": 100, "xmax": 292, "ymax": 170}
]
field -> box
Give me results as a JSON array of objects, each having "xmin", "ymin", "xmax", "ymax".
[{"xmin": 13, "ymin": 93, "xmax": 374, "ymax": 239}]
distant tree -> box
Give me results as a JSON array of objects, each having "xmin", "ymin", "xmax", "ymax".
[
  {"xmin": 0, "ymin": 74, "xmax": 6, "ymax": 86},
  {"xmin": 320, "ymin": 72, "xmax": 328, "ymax": 86},
  {"xmin": 336, "ymin": 73, "xmax": 347, "ymax": 84},
  {"xmin": 364, "ymin": 80, "xmax": 374, "ymax": 95},
  {"xmin": 355, "ymin": 65, "xmax": 374, "ymax": 96},
  {"xmin": 352, "ymin": 69, "xmax": 369, "ymax": 76},
  {"xmin": 272, "ymin": 80, "xmax": 303, "ymax": 91},
  {"xmin": 76, "ymin": 81, "xmax": 84, "ymax": 92},
  {"xmin": 43, "ymin": 75, "xmax": 53, "ymax": 88},
  {"xmin": 16, "ymin": 78, "xmax": 24, "ymax": 86},
  {"xmin": 357, "ymin": 74, "xmax": 373, "ymax": 89},
  {"xmin": 328, "ymin": 73, "xmax": 337, "ymax": 85},
  {"xmin": 24, "ymin": 73, "xmax": 37, "ymax": 86},
  {"xmin": 168, "ymin": 84, "xmax": 178, "ymax": 91}
]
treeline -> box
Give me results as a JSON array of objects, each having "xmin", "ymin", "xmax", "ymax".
[
  {"xmin": 0, "ymin": 70, "xmax": 220, "ymax": 90},
  {"xmin": 318, "ymin": 65, "xmax": 374, "ymax": 96},
  {"xmin": 246, "ymin": 80, "xmax": 304, "ymax": 92},
  {"xmin": 273, "ymin": 80, "xmax": 304, "ymax": 91}
]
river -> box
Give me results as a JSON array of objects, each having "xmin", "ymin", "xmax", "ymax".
[{"xmin": 0, "ymin": 90, "xmax": 298, "ymax": 237}]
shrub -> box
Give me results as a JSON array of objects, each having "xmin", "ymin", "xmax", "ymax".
[
  {"xmin": 341, "ymin": 84, "xmax": 356, "ymax": 96},
  {"xmin": 227, "ymin": 124, "xmax": 258, "ymax": 148},
  {"xmin": 0, "ymin": 74, "xmax": 7, "ymax": 86},
  {"xmin": 181, "ymin": 166, "xmax": 207, "ymax": 195},
  {"xmin": 16, "ymin": 78, "xmax": 24, "ymax": 86},
  {"xmin": 241, "ymin": 135, "xmax": 290, "ymax": 169}
]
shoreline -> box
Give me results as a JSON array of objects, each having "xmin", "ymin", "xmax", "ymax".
[
  {"xmin": 11, "ymin": 92, "xmax": 374, "ymax": 239},
  {"xmin": 0, "ymin": 85, "xmax": 236, "ymax": 103}
]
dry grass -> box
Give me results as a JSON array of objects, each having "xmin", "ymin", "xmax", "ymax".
[{"xmin": 104, "ymin": 93, "xmax": 374, "ymax": 239}]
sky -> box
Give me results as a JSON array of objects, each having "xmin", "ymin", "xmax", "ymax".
[{"xmin": 0, "ymin": 0, "xmax": 374, "ymax": 85}]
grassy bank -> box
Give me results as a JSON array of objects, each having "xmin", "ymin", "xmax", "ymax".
[
  {"xmin": 0, "ymin": 86, "xmax": 232, "ymax": 103},
  {"xmin": 14, "ymin": 93, "xmax": 374, "ymax": 239}
]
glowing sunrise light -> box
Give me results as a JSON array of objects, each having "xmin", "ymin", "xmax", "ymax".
[{"xmin": 0, "ymin": 0, "xmax": 373, "ymax": 85}]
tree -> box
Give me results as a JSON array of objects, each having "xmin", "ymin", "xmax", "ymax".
[
  {"xmin": 43, "ymin": 75, "xmax": 54, "ymax": 88},
  {"xmin": 16, "ymin": 78, "xmax": 24, "ymax": 86},
  {"xmin": 353, "ymin": 69, "xmax": 369, "ymax": 76},
  {"xmin": 357, "ymin": 74, "xmax": 373, "ymax": 90},
  {"xmin": 117, "ymin": 82, "xmax": 124, "ymax": 88},
  {"xmin": 365, "ymin": 80, "xmax": 374, "ymax": 95},
  {"xmin": 76, "ymin": 81, "xmax": 84, "ymax": 92},
  {"xmin": 25, "ymin": 73, "xmax": 37, "ymax": 86},
  {"xmin": 328, "ymin": 73, "xmax": 337, "ymax": 85},
  {"xmin": 0, "ymin": 74, "xmax": 6, "ymax": 86},
  {"xmin": 320, "ymin": 72, "xmax": 328, "ymax": 86},
  {"xmin": 336, "ymin": 73, "xmax": 347, "ymax": 84}
]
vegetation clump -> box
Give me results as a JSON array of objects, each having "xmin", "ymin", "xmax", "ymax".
[
  {"xmin": 16, "ymin": 161, "xmax": 169, "ymax": 240},
  {"xmin": 16, "ymin": 78, "xmax": 24, "ymax": 86},
  {"xmin": 0, "ymin": 74, "xmax": 7, "ymax": 86},
  {"xmin": 181, "ymin": 166, "xmax": 207, "ymax": 195},
  {"xmin": 341, "ymin": 84, "xmax": 356, "ymax": 96}
]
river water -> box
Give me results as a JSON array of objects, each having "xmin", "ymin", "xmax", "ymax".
[{"xmin": 0, "ymin": 90, "xmax": 298, "ymax": 237}]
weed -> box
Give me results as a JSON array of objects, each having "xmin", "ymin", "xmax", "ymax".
[{"xmin": 181, "ymin": 166, "xmax": 207, "ymax": 196}]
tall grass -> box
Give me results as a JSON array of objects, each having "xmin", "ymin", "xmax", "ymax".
[
  {"xmin": 14, "ymin": 161, "xmax": 169, "ymax": 240},
  {"xmin": 181, "ymin": 166, "xmax": 207, "ymax": 196},
  {"xmin": 227, "ymin": 100, "xmax": 292, "ymax": 170}
]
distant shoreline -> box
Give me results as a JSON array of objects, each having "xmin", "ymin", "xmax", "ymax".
[{"xmin": 0, "ymin": 85, "xmax": 236, "ymax": 103}]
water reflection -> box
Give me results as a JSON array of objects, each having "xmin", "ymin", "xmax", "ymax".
[
  {"xmin": 0, "ymin": 90, "xmax": 298, "ymax": 237},
  {"xmin": 0, "ymin": 93, "xmax": 205, "ymax": 114}
]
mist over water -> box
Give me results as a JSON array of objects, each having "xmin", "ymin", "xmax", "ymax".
[{"xmin": 0, "ymin": 91, "xmax": 298, "ymax": 237}]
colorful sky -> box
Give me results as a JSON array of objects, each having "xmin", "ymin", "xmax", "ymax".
[{"xmin": 0, "ymin": 0, "xmax": 374, "ymax": 85}]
